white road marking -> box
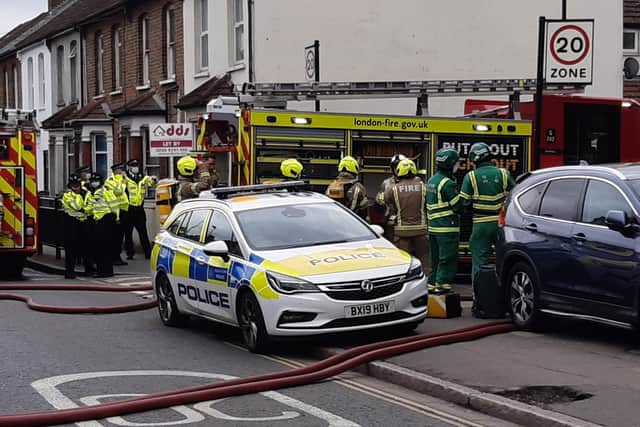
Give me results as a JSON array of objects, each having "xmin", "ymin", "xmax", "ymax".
[{"xmin": 31, "ymin": 370, "xmax": 359, "ymax": 427}]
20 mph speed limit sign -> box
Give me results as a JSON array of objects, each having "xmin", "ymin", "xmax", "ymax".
[{"xmin": 545, "ymin": 20, "xmax": 594, "ymax": 84}]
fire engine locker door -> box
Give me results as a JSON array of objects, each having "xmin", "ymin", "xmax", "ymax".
[
  {"xmin": 0, "ymin": 166, "xmax": 24, "ymax": 248},
  {"xmin": 564, "ymin": 103, "xmax": 621, "ymax": 165}
]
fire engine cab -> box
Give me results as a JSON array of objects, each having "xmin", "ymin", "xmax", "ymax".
[{"xmin": 0, "ymin": 110, "xmax": 38, "ymax": 278}]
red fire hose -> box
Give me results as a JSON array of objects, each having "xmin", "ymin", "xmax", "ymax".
[{"xmin": 0, "ymin": 283, "xmax": 513, "ymax": 427}]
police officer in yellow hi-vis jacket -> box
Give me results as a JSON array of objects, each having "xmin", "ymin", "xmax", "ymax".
[
  {"xmin": 104, "ymin": 162, "xmax": 129, "ymax": 265},
  {"xmin": 85, "ymin": 173, "xmax": 119, "ymax": 278},
  {"xmin": 61, "ymin": 174, "xmax": 91, "ymax": 278},
  {"xmin": 124, "ymin": 159, "xmax": 156, "ymax": 260}
]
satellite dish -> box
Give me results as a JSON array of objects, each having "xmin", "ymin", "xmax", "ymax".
[{"xmin": 624, "ymin": 57, "xmax": 640, "ymax": 79}]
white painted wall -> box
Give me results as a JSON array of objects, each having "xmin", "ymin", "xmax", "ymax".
[
  {"xmin": 250, "ymin": 0, "xmax": 622, "ymax": 116},
  {"xmin": 18, "ymin": 42, "xmax": 53, "ymax": 192}
]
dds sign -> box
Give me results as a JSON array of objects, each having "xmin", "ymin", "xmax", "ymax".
[
  {"xmin": 545, "ymin": 20, "xmax": 594, "ymax": 84},
  {"xmin": 149, "ymin": 123, "xmax": 193, "ymax": 157}
]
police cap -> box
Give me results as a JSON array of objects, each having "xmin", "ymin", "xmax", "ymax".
[
  {"xmin": 111, "ymin": 162, "xmax": 125, "ymax": 171},
  {"xmin": 126, "ymin": 159, "xmax": 140, "ymax": 167},
  {"xmin": 74, "ymin": 165, "xmax": 91, "ymax": 175}
]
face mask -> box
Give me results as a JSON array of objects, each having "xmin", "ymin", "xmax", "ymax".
[
  {"xmin": 89, "ymin": 181, "xmax": 100, "ymax": 189},
  {"xmin": 130, "ymin": 167, "xmax": 140, "ymax": 174}
]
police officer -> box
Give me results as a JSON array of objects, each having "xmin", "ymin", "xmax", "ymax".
[
  {"xmin": 427, "ymin": 148, "xmax": 463, "ymax": 293},
  {"xmin": 460, "ymin": 142, "xmax": 515, "ymax": 292},
  {"xmin": 326, "ymin": 156, "xmax": 368, "ymax": 220},
  {"xmin": 74, "ymin": 165, "xmax": 92, "ymax": 191},
  {"xmin": 196, "ymin": 152, "xmax": 219, "ymax": 188},
  {"xmin": 176, "ymin": 156, "xmax": 210, "ymax": 201},
  {"xmin": 280, "ymin": 158, "xmax": 303, "ymax": 180},
  {"xmin": 124, "ymin": 159, "xmax": 156, "ymax": 260},
  {"xmin": 61, "ymin": 174, "xmax": 90, "ymax": 279},
  {"xmin": 85, "ymin": 173, "xmax": 118, "ymax": 278},
  {"xmin": 375, "ymin": 154, "xmax": 406, "ymax": 239},
  {"xmin": 384, "ymin": 158, "xmax": 430, "ymax": 273},
  {"xmin": 105, "ymin": 162, "xmax": 128, "ymax": 265}
]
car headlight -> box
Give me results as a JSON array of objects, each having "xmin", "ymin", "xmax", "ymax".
[
  {"xmin": 266, "ymin": 271, "xmax": 319, "ymax": 294},
  {"xmin": 406, "ymin": 257, "xmax": 424, "ymax": 280}
]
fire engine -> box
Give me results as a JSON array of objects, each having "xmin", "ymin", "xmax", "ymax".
[{"xmin": 0, "ymin": 110, "xmax": 38, "ymax": 278}]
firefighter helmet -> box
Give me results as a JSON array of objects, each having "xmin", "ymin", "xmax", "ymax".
[
  {"xmin": 468, "ymin": 142, "xmax": 492, "ymax": 164},
  {"xmin": 390, "ymin": 154, "xmax": 407, "ymax": 176},
  {"xmin": 435, "ymin": 148, "xmax": 460, "ymax": 171},
  {"xmin": 338, "ymin": 156, "xmax": 360, "ymax": 175},
  {"xmin": 177, "ymin": 156, "xmax": 197, "ymax": 176},
  {"xmin": 280, "ymin": 158, "xmax": 303, "ymax": 179},
  {"xmin": 395, "ymin": 158, "xmax": 417, "ymax": 178}
]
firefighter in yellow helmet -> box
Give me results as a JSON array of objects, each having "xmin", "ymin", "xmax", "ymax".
[
  {"xmin": 280, "ymin": 158, "xmax": 304, "ymax": 180},
  {"xmin": 176, "ymin": 156, "xmax": 209, "ymax": 201},
  {"xmin": 384, "ymin": 158, "xmax": 430, "ymax": 274},
  {"xmin": 326, "ymin": 156, "xmax": 368, "ymax": 219}
]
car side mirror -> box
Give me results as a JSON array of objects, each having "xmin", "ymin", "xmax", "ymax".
[
  {"xmin": 370, "ymin": 224, "xmax": 384, "ymax": 237},
  {"xmin": 203, "ymin": 240, "xmax": 230, "ymax": 262},
  {"xmin": 605, "ymin": 210, "xmax": 629, "ymax": 232}
]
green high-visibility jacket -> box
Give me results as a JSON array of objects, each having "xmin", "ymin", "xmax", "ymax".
[
  {"xmin": 426, "ymin": 171, "xmax": 462, "ymax": 233},
  {"xmin": 459, "ymin": 162, "xmax": 515, "ymax": 223}
]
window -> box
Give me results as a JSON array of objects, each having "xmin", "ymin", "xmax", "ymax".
[
  {"xmin": 3, "ymin": 69, "xmax": 8, "ymax": 108},
  {"xmin": 65, "ymin": 135, "xmax": 80, "ymax": 183},
  {"xmin": 69, "ymin": 41, "xmax": 78, "ymax": 102},
  {"xmin": 624, "ymin": 29, "xmax": 639, "ymax": 53},
  {"xmin": 205, "ymin": 212, "xmax": 241, "ymax": 255},
  {"xmin": 96, "ymin": 33, "xmax": 104, "ymax": 94},
  {"xmin": 165, "ymin": 7, "xmax": 176, "ymax": 79},
  {"xmin": 179, "ymin": 210, "xmax": 209, "ymax": 242},
  {"xmin": 56, "ymin": 46, "xmax": 65, "ymax": 105},
  {"xmin": 539, "ymin": 178, "xmax": 584, "ymax": 222},
  {"xmin": 196, "ymin": 0, "xmax": 208, "ymax": 70},
  {"xmin": 113, "ymin": 28, "xmax": 122, "ymax": 90},
  {"xmin": 517, "ymin": 182, "xmax": 547, "ymax": 215},
  {"xmin": 582, "ymin": 180, "xmax": 635, "ymax": 226},
  {"xmin": 38, "ymin": 53, "xmax": 45, "ymax": 108},
  {"xmin": 12, "ymin": 65, "xmax": 18, "ymax": 108},
  {"xmin": 168, "ymin": 212, "xmax": 187, "ymax": 235},
  {"xmin": 93, "ymin": 133, "xmax": 108, "ymax": 178},
  {"xmin": 27, "ymin": 58, "xmax": 34, "ymax": 109},
  {"xmin": 230, "ymin": 0, "xmax": 244, "ymax": 64},
  {"xmin": 139, "ymin": 17, "xmax": 150, "ymax": 85}
]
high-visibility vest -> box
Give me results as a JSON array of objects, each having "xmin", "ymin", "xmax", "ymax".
[
  {"xmin": 426, "ymin": 172, "xmax": 461, "ymax": 234},
  {"xmin": 88, "ymin": 188, "xmax": 120, "ymax": 221},
  {"xmin": 126, "ymin": 175, "xmax": 156, "ymax": 207},
  {"xmin": 460, "ymin": 163, "xmax": 514, "ymax": 224},
  {"xmin": 61, "ymin": 191, "xmax": 87, "ymax": 221},
  {"xmin": 105, "ymin": 174, "xmax": 129, "ymax": 211}
]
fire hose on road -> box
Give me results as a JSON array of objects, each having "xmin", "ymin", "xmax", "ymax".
[{"xmin": 0, "ymin": 283, "xmax": 514, "ymax": 427}]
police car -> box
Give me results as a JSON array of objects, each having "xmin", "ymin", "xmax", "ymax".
[{"xmin": 151, "ymin": 181, "xmax": 428, "ymax": 352}]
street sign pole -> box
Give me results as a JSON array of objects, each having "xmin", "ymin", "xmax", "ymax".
[{"xmin": 534, "ymin": 16, "xmax": 546, "ymax": 170}]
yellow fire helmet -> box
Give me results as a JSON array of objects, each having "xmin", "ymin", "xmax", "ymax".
[
  {"xmin": 177, "ymin": 156, "xmax": 197, "ymax": 176},
  {"xmin": 395, "ymin": 158, "xmax": 417, "ymax": 178},
  {"xmin": 338, "ymin": 156, "xmax": 360, "ymax": 175},
  {"xmin": 280, "ymin": 158, "xmax": 304, "ymax": 179}
]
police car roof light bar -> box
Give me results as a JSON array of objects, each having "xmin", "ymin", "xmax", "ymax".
[{"xmin": 209, "ymin": 181, "xmax": 308, "ymax": 199}]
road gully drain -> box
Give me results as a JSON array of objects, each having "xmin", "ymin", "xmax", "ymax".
[{"xmin": 494, "ymin": 385, "xmax": 593, "ymax": 407}]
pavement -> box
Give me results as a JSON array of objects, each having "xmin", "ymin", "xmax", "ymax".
[{"xmin": 25, "ymin": 251, "xmax": 633, "ymax": 426}]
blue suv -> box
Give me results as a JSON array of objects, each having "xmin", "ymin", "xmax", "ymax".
[{"xmin": 497, "ymin": 164, "xmax": 640, "ymax": 331}]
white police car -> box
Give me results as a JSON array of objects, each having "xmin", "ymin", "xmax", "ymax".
[{"xmin": 150, "ymin": 182, "xmax": 428, "ymax": 352}]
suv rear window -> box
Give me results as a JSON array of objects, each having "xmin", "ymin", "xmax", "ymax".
[
  {"xmin": 539, "ymin": 178, "xmax": 584, "ymax": 221},
  {"xmin": 516, "ymin": 182, "xmax": 547, "ymax": 215}
]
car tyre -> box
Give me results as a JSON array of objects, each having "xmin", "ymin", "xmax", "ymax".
[
  {"xmin": 238, "ymin": 291, "xmax": 270, "ymax": 353},
  {"xmin": 507, "ymin": 262, "xmax": 542, "ymax": 330},
  {"xmin": 156, "ymin": 274, "xmax": 186, "ymax": 327}
]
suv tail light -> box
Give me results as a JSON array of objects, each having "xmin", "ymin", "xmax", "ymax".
[{"xmin": 498, "ymin": 206, "xmax": 506, "ymax": 227}]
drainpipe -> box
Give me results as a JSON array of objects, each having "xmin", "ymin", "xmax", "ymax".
[{"xmin": 248, "ymin": 0, "xmax": 255, "ymax": 82}]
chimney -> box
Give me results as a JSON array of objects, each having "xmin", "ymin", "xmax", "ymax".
[{"xmin": 48, "ymin": 0, "xmax": 66, "ymax": 10}]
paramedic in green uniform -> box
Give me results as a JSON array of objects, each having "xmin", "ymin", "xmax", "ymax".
[
  {"xmin": 426, "ymin": 148, "xmax": 463, "ymax": 293},
  {"xmin": 460, "ymin": 142, "xmax": 515, "ymax": 286}
]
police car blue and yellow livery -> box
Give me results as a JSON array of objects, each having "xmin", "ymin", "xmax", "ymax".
[{"xmin": 151, "ymin": 182, "xmax": 428, "ymax": 352}]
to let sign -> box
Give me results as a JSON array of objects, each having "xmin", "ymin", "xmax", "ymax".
[
  {"xmin": 149, "ymin": 123, "xmax": 193, "ymax": 157},
  {"xmin": 545, "ymin": 20, "xmax": 594, "ymax": 84}
]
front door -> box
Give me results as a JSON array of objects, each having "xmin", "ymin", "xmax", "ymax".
[
  {"xmin": 0, "ymin": 166, "xmax": 24, "ymax": 248},
  {"xmin": 564, "ymin": 103, "xmax": 620, "ymax": 165}
]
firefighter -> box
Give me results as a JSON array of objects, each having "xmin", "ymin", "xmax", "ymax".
[
  {"xmin": 326, "ymin": 156, "xmax": 368, "ymax": 220},
  {"xmin": 196, "ymin": 152, "xmax": 219, "ymax": 188},
  {"xmin": 176, "ymin": 156, "xmax": 209, "ymax": 201},
  {"xmin": 384, "ymin": 158, "xmax": 430, "ymax": 273},
  {"xmin": 105, "ymin": 162, "xmax": 128, "ymax": 265},
  {"xmin": 280, "ymin": 158, "xmax": 303, "ymax": 180},
  {"xmin": 61, "ymin": 174, "xmax": 90, "ymax": 279},
  {"xmin": 85, "ymin": 173, "xmax": 119, "ymax": 278},
  {"xmin": 375, "ymin": 154, "xmax": 406, "ymax": 239},
  {"xmin": 123, "ymin": 159, "xmax": 156, "ymax": 260},
  {"xmin": 417, "ymin": 169, "xmax": 427, "ymax": 182},
  {"xmin": 460, "ymin": 142, "xmax": 515, "ymax": 294},
  {"xmin": 426, "ymin": 148, "xmax": 463, "ymax": 293}
]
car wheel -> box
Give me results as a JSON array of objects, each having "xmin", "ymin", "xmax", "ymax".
[
  {"xmin": 238, "ymin": 291, "xmax": 270, "ymax": 353},
  {"xmin": 156, "ymin": 274, "xmax": 186, "ymax": 327},
  {"xmin": 508, "ymin": 262, "xmax": 541, "ymax": 329}
]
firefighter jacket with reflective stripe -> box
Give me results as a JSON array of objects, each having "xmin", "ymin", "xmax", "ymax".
[
  {"xmin": 86, "ymin": 188, "xmax": 120, "ymax": 221},
  {"xmin": 61, "ymin": 190, "xmax": 87, "ymax": 221},
  {"xmin": 460, "ymin": 162, "xmax": 515, "ymax": 223},
  {"xmin": 126, "ymin": 175, "xmax": 156, "ymax": 207},
  {"xmin": 426, "ymin": 172, "xmax": 462, "ymax": 233},
  {"xmin": 105, "ymin": 174, "xmax": 130, "ymax": 211},
  {"xmin": 196, "ymin": 163, "xmax": 219, "ymax": 188},
  {"xmin": 384, "ymin": 176, "xmax": 428, "ymax": 237},
  {"xmin": 177, "ymin": 176, "xmax": 209, "ymax": 202},
  {"xmin": 326, "ymin": 172, "xmax": 369, "ymax": 219}
]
